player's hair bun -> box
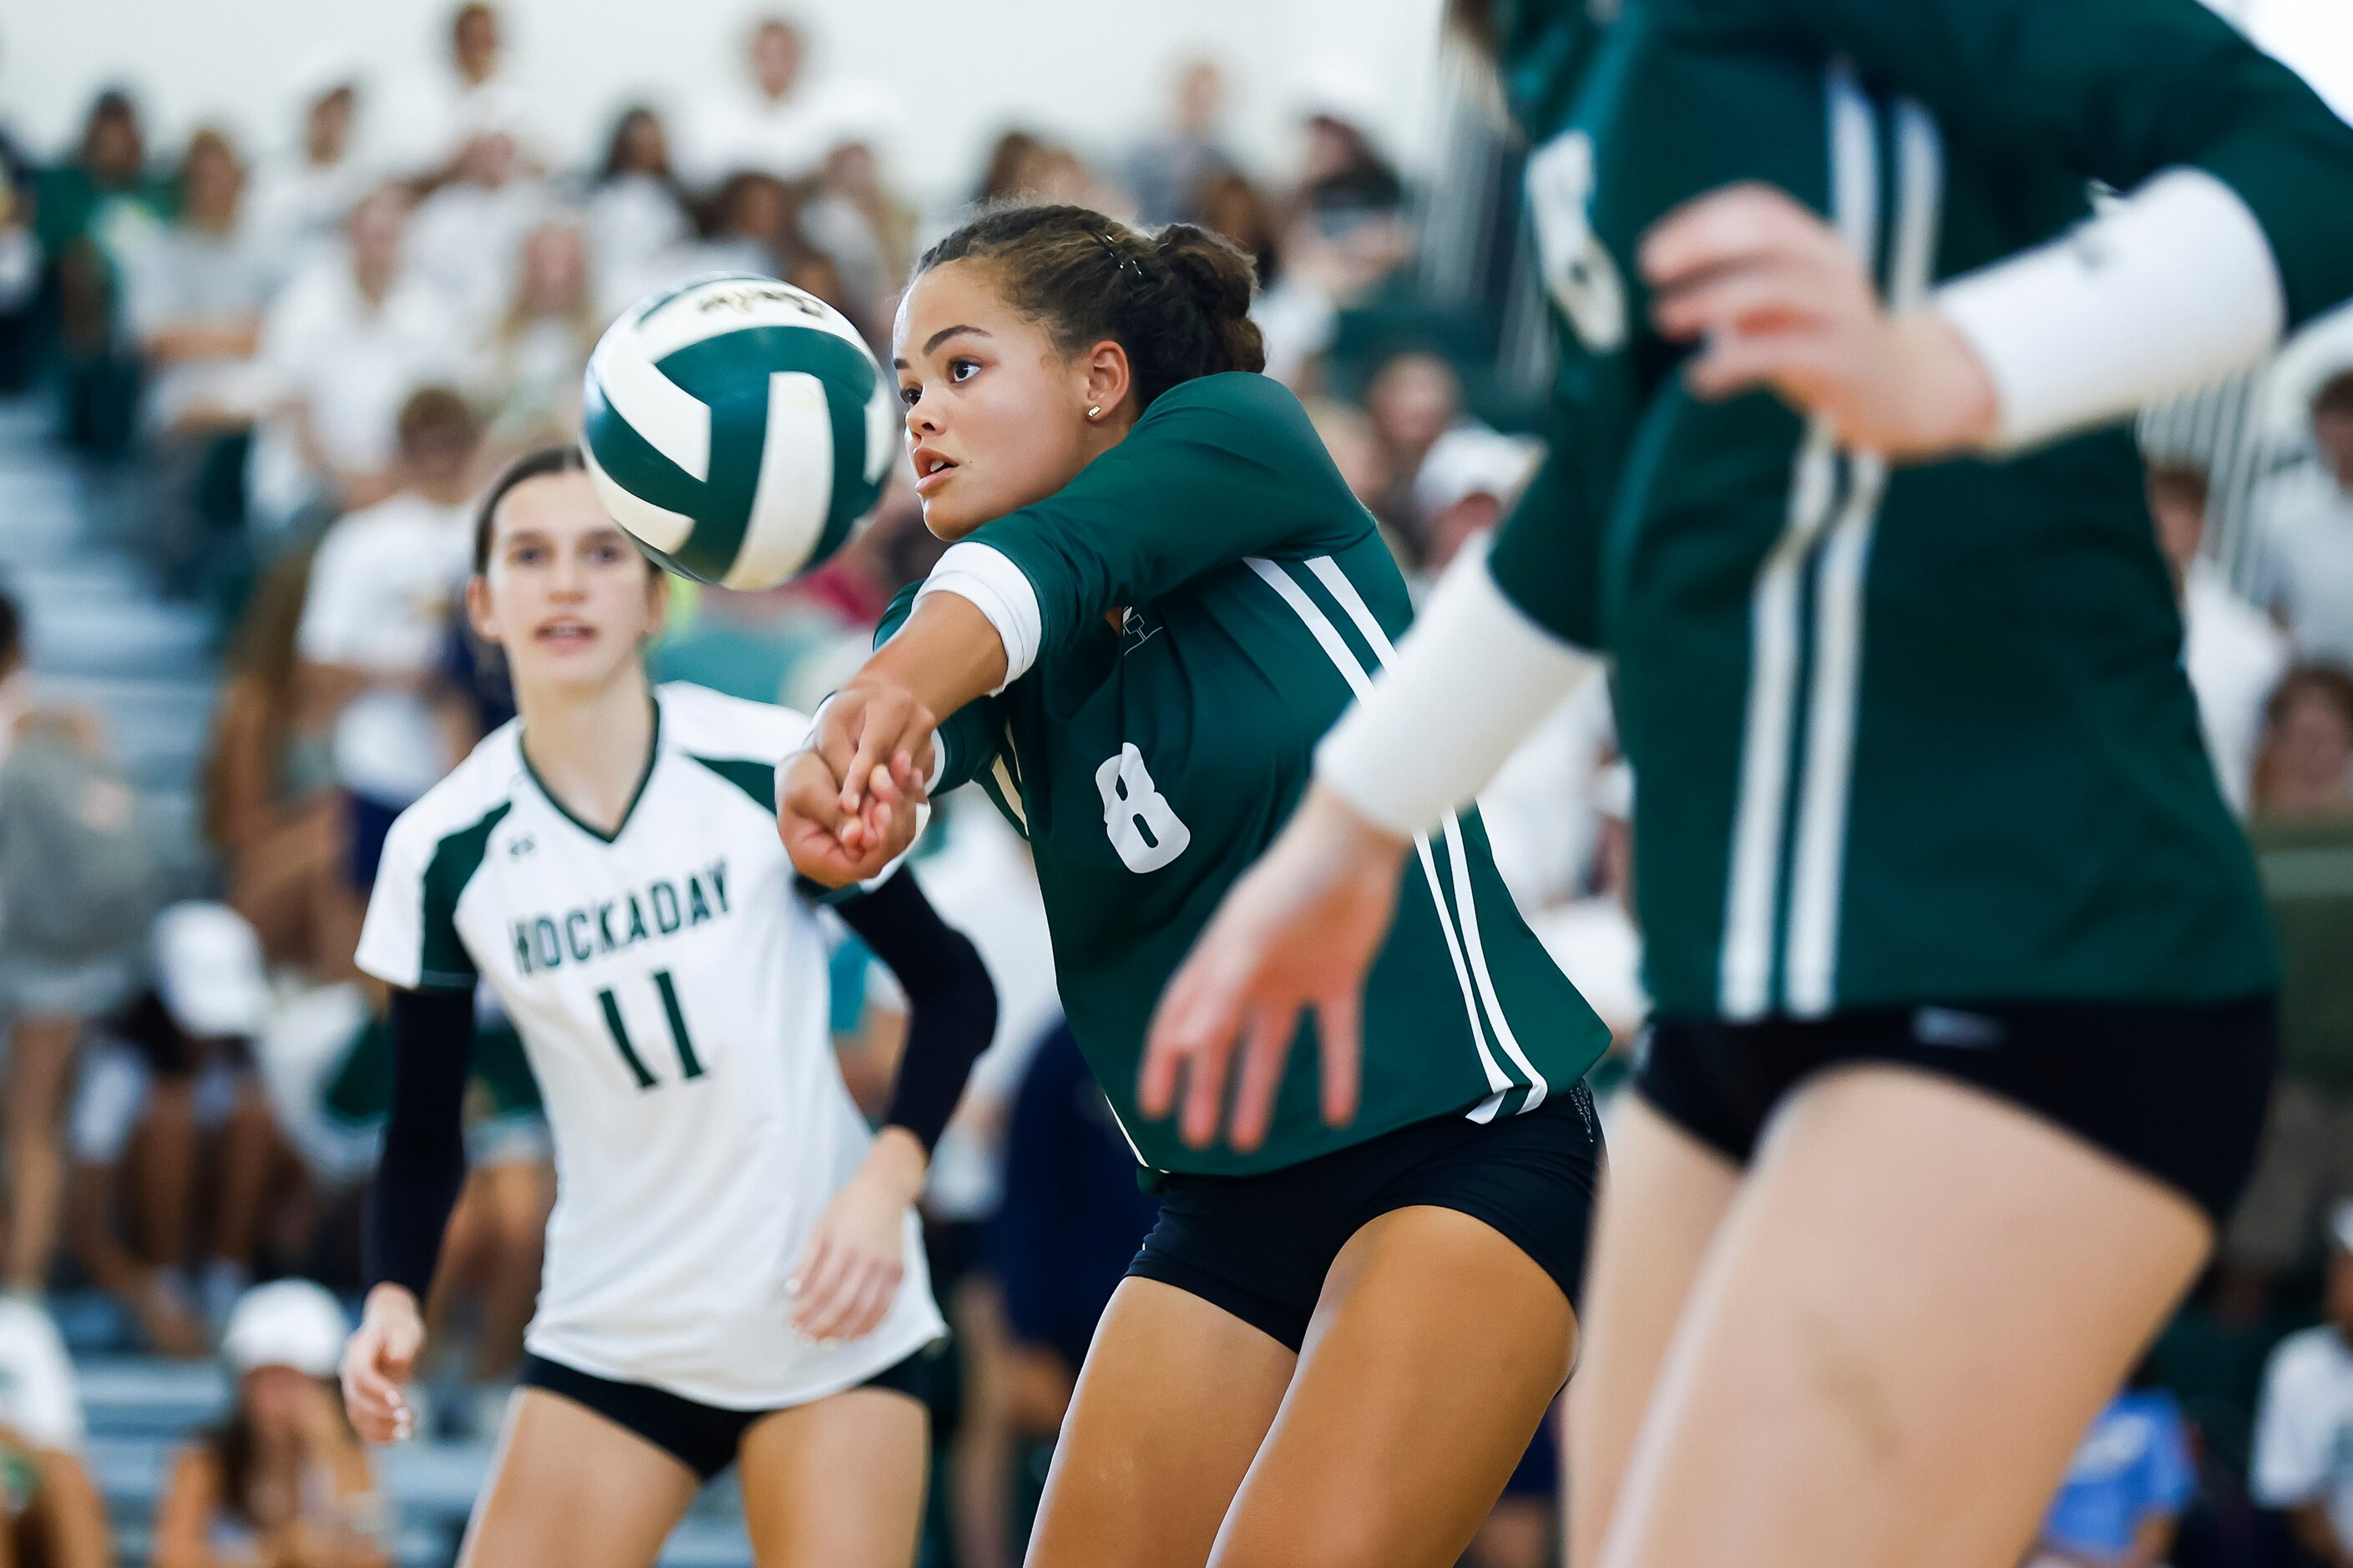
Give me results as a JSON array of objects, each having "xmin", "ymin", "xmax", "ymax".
[
  {"xmin": 915, "ymin": 202, "xmax": 1266, "ymax": 412},
  {"xmin": 1151, "ymin": 222, "xmax": 1268, "ymax": 382}
]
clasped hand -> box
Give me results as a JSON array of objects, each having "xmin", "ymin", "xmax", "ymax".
[{"xmin": 777, "ymin": 675, "xmax": 938, "ymax": 888}]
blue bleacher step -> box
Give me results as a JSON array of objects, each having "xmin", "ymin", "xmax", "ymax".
[
  {"xmin": 78, "ymin": 1357, "xmax": 229, "ymax": 1437},
  {"xmin": 25, "ymin": 598, "xmax": 210, "ymax": 681},
  {"xmin": 35, "ymin": 674, "xmax": 216, "ymax": 792},
  {"xmin": 659, "ymin": 1519, "xmax": 754, "ymax": 1567}
]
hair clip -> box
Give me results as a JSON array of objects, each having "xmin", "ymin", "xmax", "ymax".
[{"xmin": 1097, "ymin": 233, "xmax": 1144, "ymax": 279}]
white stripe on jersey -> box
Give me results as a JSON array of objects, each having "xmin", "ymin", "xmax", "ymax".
[
  {"xmin": 1303, "ymin": 555, "xmax": 1551, "ymax": 1111},
  {"xmin": 1245, "ymin": 556, "xmax": 1513, "ymax": 1122},
  {"xmin": 1718, "ymin": 62, "xmax": 1881, "ymax": 1022},
  {"xmin": 1784, "ymin": 101, "xmax": 1942, "ymax": 1018}
]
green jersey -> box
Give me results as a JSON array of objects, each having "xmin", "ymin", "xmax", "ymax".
[
  {"xmin": 886, "ymin": 373, "xmax": 1609, "ymax": 1175},
  {"xmin": 1485, "ymin": 0, "xmax": 2353, "ymax": 1019}
]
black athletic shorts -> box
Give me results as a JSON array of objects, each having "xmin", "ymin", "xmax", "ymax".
[
  {"xmin": 1127, "ymin": 1082, "xmax": 1603, "ymax": 1353},
  {"xmin": 519, "ymin": 1343, "xmax": 939, "ymax": 1483},
  {"xmin": 1632, "ymin": 997, "xmax": 2278, "ymax": 1227}
]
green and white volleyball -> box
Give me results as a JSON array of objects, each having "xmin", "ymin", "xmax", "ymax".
[{"xmin": 581, "ymin": 275, "xmax": 898, "ymax": 588}]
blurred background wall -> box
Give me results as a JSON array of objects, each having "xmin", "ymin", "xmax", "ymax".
[{"xmin": 1, "ymin": 0, "xmax": 1453, "ymax": 200}]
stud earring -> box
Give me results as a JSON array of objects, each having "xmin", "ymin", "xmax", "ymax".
[{"xmin": 1086, "ymin": 405, "xmax": 1101, "ymax": 420}]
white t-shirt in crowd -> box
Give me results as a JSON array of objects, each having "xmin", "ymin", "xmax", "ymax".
[
  {"xmin": 2253, "ymin": 1323, "xmax": 2353, "ymax": 1554},
  {"xmin": 679, "ymin": 86, "xmax": 830, "ymax": 187},
  {"xmin": 247, "ymin": 257, "xmax": 467, "ymax": 526},
  {"xmin": 298, "ymin": 493, "xmax": 472, "ymax": 803},
  {"xmin": 0, "ymin": 1299, "xmax": 85, "ymax": 1454},
  {"xmin": 245, "ymin": 150, "xmax": 380, "ymax": 286},
  {"xmin": 406, "ymin": 175, "xmax": 552, "ymax": 329},
  {"xmin": 372, "ymin": 71, "xmax": 543, "ymax": 177},
  {"xmin": 355, "ymin": 685, "xmax": 945, "ymax": 1407},
  {"xmin": 118, "ymin": 218, "xmax": 276, "ymax": 429},
  {"xmin": 585, "ymin": 175, "xmax": 693, "ymax": 318},
  {"xmin": 2252, "ymin": 462, "xmax": 2353, "ymax": 670},
  {"xmin": 2183, "ymin": 559, "xmax": 2292, "ymax": 816}
]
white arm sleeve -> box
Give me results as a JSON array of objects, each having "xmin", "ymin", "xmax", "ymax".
[
  {"xmin": 1935, "ymin": 169, "xmax": 2286, "ymax": 453},
  {"xmin": 913, "ymin": 541, "xmax": 1041, "ymax": 694},
  {"xmin": 1314, "ymin": 539, "xmax": 1596, "ymax": 839}
]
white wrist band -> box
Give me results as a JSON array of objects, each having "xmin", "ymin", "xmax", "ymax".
[
  {"xmin": 1314, "ymin": 540, "xmax": 1594, "ymax": 839},
  {"xmin": 1934, "ymin": 168, "xmax": 2285, "ymax": 453},
  {"xmin": 912, "ymin": 542, "xmax": 1042, "ymax": 693}
]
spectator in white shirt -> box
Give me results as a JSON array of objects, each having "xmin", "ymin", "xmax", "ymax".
[
  {"xmin": 246, "ymin": 185, "xmax": 465, "ymax": 529},
  {"xmin": 477, "ymin": 219, "xmax": 596, "ymax": 450},
  {"xmin": 799, "ymin": 111, "xmax": 917, "ymax": 339},
  {"xmin": 2148, "ymin": 463, "xmax": 2294, "ymax": 816},
  {"xmin": 296, "ymin": 387, "xmax": 482, "ymax": 863},
  {"xmin": 679, "ymin": 14, "xmax": 828, "ymax": 189},
  {"xmin": 247, "ymin": 63, "xmax": 375, "ymax": 288},
  {"xmin": 2254, "ymin": 371, "xmax": 2353, "ymax": 671},
  {"xmin": 123, "ymin": 128, "xmax": 271, "ymax": 438},
  {"xmin": 670, "ymin": 168, "xmax": 794, "ymax": 283},
  {"xmin": 404, "ymin": 126, "xmax": 548, "ymax": 331},
  {"xmin": 0, "ymin": 1297, "xmax": 108, "ymax": 1568},
  {"xmin": 2253, "ymin": 1202, "xmax": 2353, "ymax": 1568},
  {"xmin": 119, "ymin": 127, "xmax": 279, "ymax": 591},
  {"xmin": 377, "ymin": 0, "xmax": 539, "ymax": 180},
  {"xmin": 584, "ymin": 105, "xmax": 691, "ymax": 317}
]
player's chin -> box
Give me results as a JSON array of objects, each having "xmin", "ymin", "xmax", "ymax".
[
  {"xmin": 914, "ymin": 483, "xmax": 993, "ymax": 543},
  {"xmin": 516, "ymin": 641, "xmax": 632, "ymax": 690}
]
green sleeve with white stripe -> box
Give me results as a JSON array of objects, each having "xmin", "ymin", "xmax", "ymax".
[
  {"xmin": 1697, "ymin": 0, "xmax": 2353, "ymax": 326},
  {"xmin": 961, "ymin": 373, "xmax": 1367, "ymax": 670},
  {"xmin": 876, "ymin": 584, "xmax": 1003, "ymax": 795}
]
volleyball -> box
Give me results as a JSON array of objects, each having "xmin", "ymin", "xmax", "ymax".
[{"xmin": 581, "ymin": 274, "xmax": 899, "ymax": 589}]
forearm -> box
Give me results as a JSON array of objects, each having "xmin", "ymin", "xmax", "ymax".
[
  {"xmin": 1314, "ymin": 539, "xmax": 1596, "ymax": 838},
  {"xmin": 854, "ymin": 1126, "xmax": 930, "ymax": 1207},
  {"xmin": 837, "ymin": 873, "xmax": 1000, "ymax": 1155},
  {"xmin": 1934, "ymin": 169, "xmax": 2287, "ymax": 453},
  {"xmin": 870, "ymin": 589, "xmax": 1011, "ymax": 718},
  {"xmin": 363, "ymin": 988, "xmax": 475, "ymax": 1300}
]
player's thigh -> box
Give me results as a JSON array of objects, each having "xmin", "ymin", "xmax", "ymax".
[
  {"xmin": 1210, "ymin": 1205, "xmax": 1575, "ymax": 1568},
  {"xmin": 1025, "ymin": 1277, "xmax": 1296, "ymax": 1568},
  {"xmin": 457, "ymin": 1388, "xmax": 699, "ymax": 1568},
  {"xmin": 1566, "ymin": 1095, "xmax": 1739, "ymax": 1568},
  {"xmin": 738, "ymin": 1385, "xmax": 929, "ymax": 1568},
  {"xmin": 1596, "ymin": 1065, "xmax": 2210, "ymax": 1568}
]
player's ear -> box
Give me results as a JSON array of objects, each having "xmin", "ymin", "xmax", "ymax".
[
  {"xmin": 1080, "ymin": 339, "xmax": 1133, "ymax": 426},
  {"xmin": 464, "ymin": 574, "xmax": 500, "ymax": 645}
]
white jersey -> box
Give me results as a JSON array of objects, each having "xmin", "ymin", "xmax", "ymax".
[{"xmin": 356, "ymin": 683, "xmax": 944, "ymax": 1409}]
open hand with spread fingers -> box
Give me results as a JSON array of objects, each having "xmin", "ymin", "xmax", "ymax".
[{"xmin": 1141, "ymin": 783, "xmax": 1411, "ymax": 1152}]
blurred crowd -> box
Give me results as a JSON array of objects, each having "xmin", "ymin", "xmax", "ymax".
[{"xmin": 0, "ymin": 4, "xmax": 2350, "ymax": 1565}]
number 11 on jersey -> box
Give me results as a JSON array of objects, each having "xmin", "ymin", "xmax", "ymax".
[{"xmin": 597, "ymin": 969, "xmax": 704, "ymax": 1090}]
